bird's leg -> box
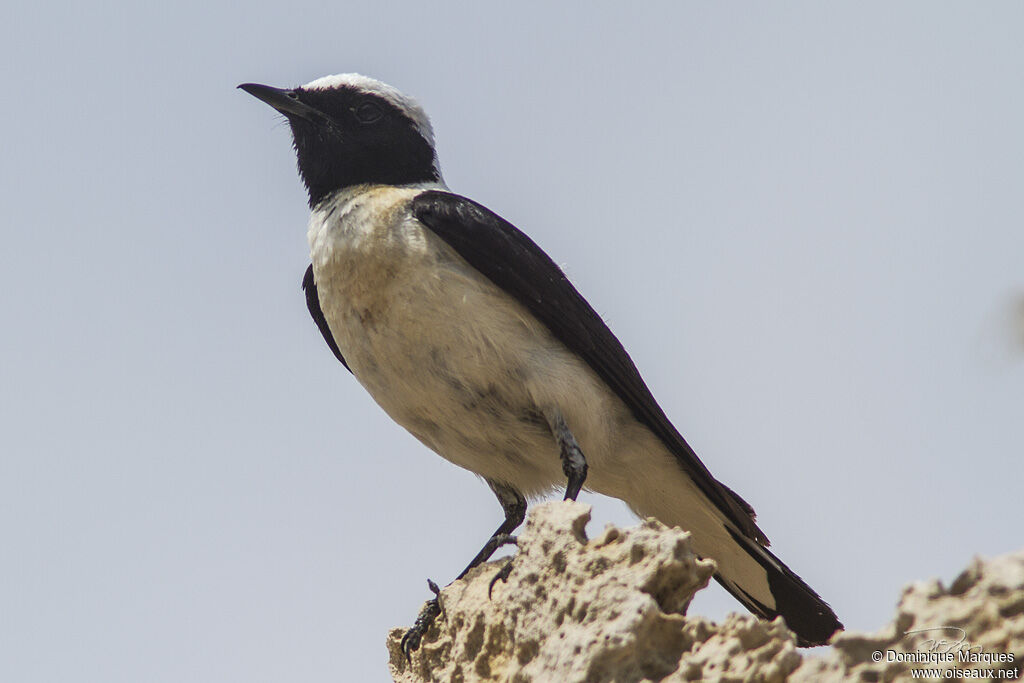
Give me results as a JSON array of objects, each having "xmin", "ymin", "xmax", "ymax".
[
  {"xmin": 400, "ymin": 480, "xmax": 526, "ymax": 659},
  {"xmin": 456, "ymin": 481, "xmax": 526, "ymax": 580},
  {"xmin": 489, "ymin": 413, "xmax": 590, "ymax": 597},
  {"xmin": 549, "ymin": 412, "xmax": 588, "ymax": 501},
  {"xmin": 489, "ymin": 411, "xmax": 589, "ymax": 598}
]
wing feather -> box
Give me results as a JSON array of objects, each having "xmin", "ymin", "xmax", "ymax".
[
  {"xmin": 302, "ymin": 264, "xmax": 351, "ymax": 373},
  {"xmin": 412, "ymin": 190, "xmax": 766, "ymax": 544}
]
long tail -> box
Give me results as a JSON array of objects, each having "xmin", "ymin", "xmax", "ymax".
[{"xmin": 713, "ymin": 525, "xmax": 842, "ymax": 646}]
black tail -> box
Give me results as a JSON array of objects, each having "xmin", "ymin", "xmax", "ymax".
[{"xmin": 716, "ymin": 527, "xmax": 842, "ymax": 646}]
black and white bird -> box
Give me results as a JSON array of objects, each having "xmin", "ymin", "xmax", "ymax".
[{"xmin": 239, "ymin": 74, "xmax": 842, "ymax": 650}]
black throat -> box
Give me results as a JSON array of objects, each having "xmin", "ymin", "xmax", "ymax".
[{"xmin": 286, "ymin": 87, "xmax": 439, "ymax": 207}]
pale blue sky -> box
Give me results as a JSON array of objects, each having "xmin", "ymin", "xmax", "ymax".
[{"xmin": 2, "ymin": 2, "xmax": 1022, "ymax": 681}]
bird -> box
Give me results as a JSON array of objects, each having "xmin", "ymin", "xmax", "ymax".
[{"xmin": 239, "ymin": 73, "xmax": 843, "ymax": 652}]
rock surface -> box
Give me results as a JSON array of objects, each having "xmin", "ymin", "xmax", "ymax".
[
  {"xmin": 386, "ymin": 502, "xmax": 1023, "ymax": 682},
  {"xmin": 792, "ymin": 551, "xmax": 1024, "ymax": 682}
]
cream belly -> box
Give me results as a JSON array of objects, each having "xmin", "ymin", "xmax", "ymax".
[
  {"xmin": 308, "ymin": 186, "xmax": 640, "ymax": 494},
  {"xmin": 304, "ymin": 186, "xmax": 768, "ymax": 604},
  {"xmin": 309, "ymin": 185, "xmax": 601, "ymax": 495}
]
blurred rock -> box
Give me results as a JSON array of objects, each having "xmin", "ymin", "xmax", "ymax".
[{"xmin": 793, "ymin": 551, "xmax": 1024, "ymax": 682}]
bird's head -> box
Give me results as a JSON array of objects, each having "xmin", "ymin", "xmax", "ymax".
[{"xmin": 239, "ymin": 74, "xmax": 441, "ymax": 207}]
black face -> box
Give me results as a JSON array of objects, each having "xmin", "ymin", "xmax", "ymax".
[{"xmin": 244, "ymin": 83, "xmax": 439, "ymax": 207}]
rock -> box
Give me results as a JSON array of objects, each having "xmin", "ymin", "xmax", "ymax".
[
  {"xmin": 792, "ymin": 551, "xmax": 1024, "ymax": 682},
  {"xmin": 386, "ymin": 502, "xmax": 1024, "ymax": 682}
]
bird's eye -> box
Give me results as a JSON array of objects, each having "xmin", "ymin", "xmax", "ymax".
[{"xmin": 353, "ymin": 102, "xmax": 383, "ymax": 124}]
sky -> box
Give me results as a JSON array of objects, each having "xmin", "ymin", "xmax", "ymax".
[{"xmin": 2, "ymin": 2, "xmax": 1022, "ymax": 681}]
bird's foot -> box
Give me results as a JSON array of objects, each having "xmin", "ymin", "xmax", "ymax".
[
  {"xmin": 400, "ymin": 534, "xmax": 519, "ymax": 658},
  {"xmin": 475, "ymin": 533, "xmax": 517, "ymax": 566},
  {"xmin": 488, "ymin": 555, "xmax": 516, "ymax": 598},
  {"xmin": 400, "ymin": 579, "xmax": 443, "ymax": 660}
]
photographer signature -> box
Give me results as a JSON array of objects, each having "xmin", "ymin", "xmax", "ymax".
[{"xmin": 904, "ymin": 626, "xmax": 983, "ymax": 656}]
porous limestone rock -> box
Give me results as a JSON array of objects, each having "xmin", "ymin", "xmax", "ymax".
[
  {"xmin": 386, "ymin": 501, "xmax": 804, "ymax": 682},
  {"xmin": 792, "ymin": 551, "xmax": 1024, "ymax": 682},
  {"xmin": 386, "ymin": 502, "xmax": 1024, "ymax": 682}
]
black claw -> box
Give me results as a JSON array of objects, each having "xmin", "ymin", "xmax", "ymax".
[
  {"xmin": 563, "ymin": 463, "xmax": 587, "ymax": 501},
  {"xmin": 488, "ymin": 558, "xmax": 515, "ymax": 599},
  {"xmin": 400, "ymin": 580, "xmax": 444, "ymax": 661},
  {"xmin": 427, "ymin": 579, "xmax": 444, "ymax": 619}
]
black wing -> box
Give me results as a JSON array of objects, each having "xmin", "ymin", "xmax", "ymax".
[
  {"xmin": 412, "ymin": 190, "xmax": 767, "ymax": 544},
  {"xmin": 302, "ymin": 265, "xmax": 351, "ymax": 373}
]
